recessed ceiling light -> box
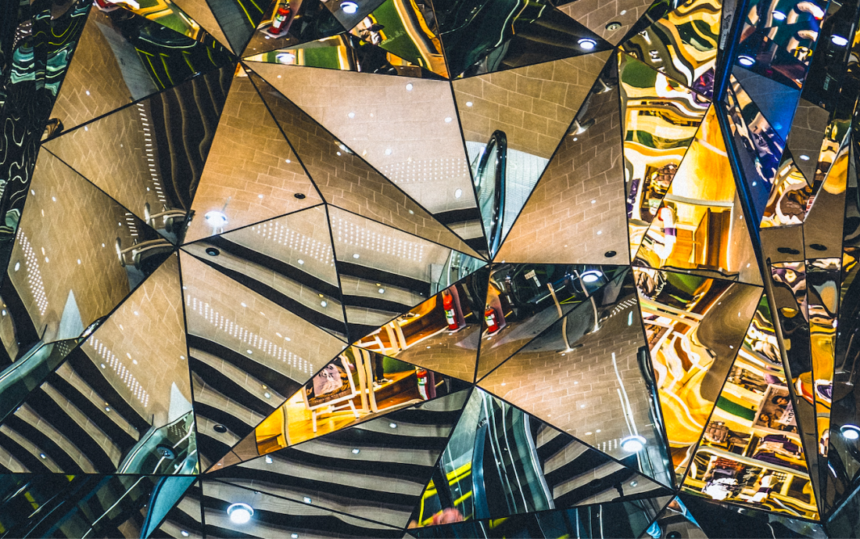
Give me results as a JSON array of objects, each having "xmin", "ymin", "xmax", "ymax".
[
  {"xmin": 772, "ymin": 10, "xmax": 786, "ymax": 20},
  {"xmin": 204, "ymin": 211, "xmax": 228, "ymax": 229},
  {"xmin": 621, "ymin": 435, "xmax": 647, "ymax": 452},
  {"xmin": 841, "ymin": 424, "xmax": 860, "ymax": 440},
  {"xmin": 738, "ymin": 55, "xmax": 755, "ymax": 67},
  {"xmin": 227, "ymin": 503, "xmax": 254, "ymax": 524},
  {"xmin": 832, "ymin": 35, "xmax": 849, "ymax": 46},
  {"xmin": 578, "ymin": 38, "xmax": 597, "ymax": 50},
  {"xmin": 341, "ymin": 1, "xmax": 358, "ymax": 14}
]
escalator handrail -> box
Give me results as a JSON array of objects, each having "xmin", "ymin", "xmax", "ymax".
[{"xmin": 475, "ymin": 130, "xmax": 507, "ymax": 255}]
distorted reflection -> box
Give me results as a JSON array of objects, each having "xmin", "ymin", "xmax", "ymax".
[
  {"xmin": 724, "ymin": 74, "xmax": 786, "ymax": 218},
  {"xmin": 621, "ymin": 53, "xmax": 709, "ymax": 252},
  {"xmin": 354, "ymin": 267, "xmax": 487, "ymax": 381},
  {"xmin": 411, "ymin": 389, "xmax": 663, "ymax": 527},
  {"xmin": 761, "ymin": 156, "xmax": 813, "ymax": 227},
  {"xmin": 682, "ymin": 296, "xmax": 819, "ymax": 519},
  {"xmin": 620, "ymin": 0, "xmax": 721, "ymax": 96},
  {"xmin": 225, "ymin": 346, "xmax": 467, "ymax": 461},
  {"xmin": 635, "ymin": 268, "xmax": 761, "ymax": 477},
  {"xmin": 634, "ymin": 107, "xmax": 758, "ymax": 282},
  {"xmin": 243, "ymin": 0, "xmax": 345, "ymax": 58},
  {"xmin": 476, "ymin": 264, "xmax": 626, "ymax": 379},
  {"xmin": 736, "ymin": 0, "xmax": 827, "ymax": 88},
  {"xmin": 433, "ymin": 0, "xmax": 609, "ymax": 78},
  {"xmin": 211, "ymin": 390, "xmax": 470, "ymax": 528}
]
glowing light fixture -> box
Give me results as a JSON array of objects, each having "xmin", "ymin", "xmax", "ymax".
[{"xmin": 227, "ymin": 503, "xmax": 254, "ymax": 524}]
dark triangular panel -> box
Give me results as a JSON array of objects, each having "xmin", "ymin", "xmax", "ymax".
[
  {"xmin": 434, "ymin": 0, "xmax": 612, "ymax": 78},
  {"xmin": 9, "ymin": 151, "xmax": 172, "ymax": 340},
  {"xmin": 0, "ymin": 474, "xmax": 198, "ymax": 538},
  {"xmin": 244, "ymin": 33, "xmax": 444, "ymax": 79},
  {"xmin": 559, "ymin": 0, "xmax": 662, "ymax": 46},
  {"xmin": 208, "ymin": 0, "xmax": 271, "ymax": 55},
  {"xmin": 409, "ymin": 388, "xmax": 667, "ymax": 529},
  {"xmin": 723, "ymin": 73, "xmax": 786, "ymax": 222},
  {"xmin": 351, "ymin": 265, "xmax": 489, "ymax": 382},
  {"xmin": 681, "ymin": 295, "xmax": 819, "ymax": 520},
  {"xmin": 635, "ymin": 268, "xmax": 762, "ymax": 481},
  {"xmin": 172, "ymin": 0, "xmax": 236, "ymax": 52},
  {"xmin": 476, "ymin": 264, "xmax": 628, "ymax": 380},
  {"xmin": 633, "ymin": 106, "xmax": 762, "ymax": 286},
  {"xmin": 201, "ymin": 478, "xmax": 404, "ymax": 537},
  {"xmin": 479, "ymin": 268, "xmax": 674, "ymax": 487},
  {"xmin": 732, "ymin": 65, "xmax": 801, "ymax": 142},
  {"xmin": 0, "ymin": 254, "xmax": 199, "ymax": 475},
  {"xmin": 251, "ymin": 61, "xmax": 479, "ymax": 247},
  {"xmin": 679, "ymin": 493, "xmax": 827, "ymax": 538},
  {"xmin": 408, "ymin": 495, "xmax": 672, "ymax": 538},
  {"xmin": 642, "ymin": 497, "xmax": 709, "ymax": 538},
  {"xmin": 45, "ymin": 64, "xmax": 233, "ymax": 244},
  {"xmin": 150, "ymin": 480, "xmax": 205, "ymax": 538},
  {"xmin": 328, "ymin": 206, "xmax": 485, "ymax": 343},
  {"xmin": 492, "ymin": 61, "xmax": 628, "ymax": 264},
  {"xmin": 210, "ymin": 388, "xmax": 471, "ymax": 528},
  {"xmin": 207, "ymin": 351, "xmax": 470, "ymax": 470},
  {"xmin": 620, "ymin": 53, "xmax": 710, "ymax": 258},
  {"xmin": 242, "ymin": 0, "xmax": 347, "ymax": 58},
  {"xmin": 184, "ymin": 205, "xmax": 347, "ymax": 339},
  {"xmin": 785, "ymin": 99, "xmax": 830, "ymax": 184},
  {"xmin": 247, "ymin": 68, "xmax": 482, "ymax": 257},
  {"xmin": 184, "ymin": 66, "xmax": 322, "ymax": 243},
  {"xmin": 50, "ymin": 7, "xmax": 233, "ymax": 131},
  {"xmin": 619, "ymin": 0, "xmax": 722, "ymax": 98},
  {"xmin": 347, "ymin": 0, "xmax": 449, "ymax": 78},
  {"xmin": 829, "ymin": 483, "xmax": 860, "ymax": 538}
]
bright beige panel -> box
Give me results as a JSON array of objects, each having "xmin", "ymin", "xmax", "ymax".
[
  {"xmin": 453, "ymin": 52, "xmax": 611, "ymax": 159},
  {"xmin": 494, "ymin": 86, "xmax": 628, "ymax": 264},
  {"xmin": 250, "ymin": 63, "xmax": 476, "ymax": 216},
  {"xmin": 185, "ymin": 70, "xmax": 321, "ymax": 243},
  {"xmin": 81, "ymin": 254, "xmax": 189, "ymax": 428}
]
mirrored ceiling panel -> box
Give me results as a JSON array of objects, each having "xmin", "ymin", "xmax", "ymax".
[
  {"xmin": 352, "ymin": 266, "xmax": 488, "ymax": 382},
  {"xmin": 202, "ymin": 479, "xmax": 403, "ymax": 538},
  {"xmin": 620, "ymin": 0, "xmax": 722, "ymax": 97},
  {"xmin": 494, "ymin": 68, "xmax": 629, "ymax": 264},
  {"xmin": 248, "ymin": 69, "xmax": 482, "ymax": 257},
  {"xmin": 171, "ymin": 0, "xmax": 236, "ymax": 52},
  {"xmin": 558, "ymin": 0, "xmax": 658, "ymax": 45},
  {"xmin": 735, "ymin": 0, "xmax": 828, "ymax": 89},
  {"xmin": 49, "ymin": 7, "xmax": 233, "ymax": 131},
  {"xmin": 210, "ymin": 388, "xmax": 470, "ymax": 527},
  {"xmin": 44, "ymin": 65, "xmax": 233, "ymax": 244},
  {"xmin": 8, "ymin": 151, "xmax": 171, "ymax": 343},
  {"xmin": 479, "ymin": 269, "xmax": 674, "ymax": 487},
  {"xmin": 328, "ymin": 206, "xmax": 485, "ymax": 339},
  {"xmin": 250, "ymin": 62, "xmax": 479, "ymax": 232},
  {"xmin": 0, "ymin": 255, "xmax": 197, "ymax": 476},
  {"xmin": 475, "ymin": 264, "xmax": 628, "ymax": 381},
  {"xmin": 409, "ymin": 388, "xmax": 666, "ymax": 529},
  {"xmin": 635, "ymin": 268, "xmax": 762, "ymax": 481},
  {"xmin": 633, "ymin": 106, "xmax": 761, "ymax": 285},
  {"xmin": 620, "ymin": 53, "xmax": 710, "ymax": 256},
  {"xmin": 183, "ymin": 206, "xmax": 346, "ymax": 339},
  {"xmin": 180, "ymin": 251, "xmax": 346, "ymax": 391},
  {"xmin": 184, "ymin": 67, "xmax": 323, "ymax": 243},
  {"xmin": 242, "ymin": 1, "xmax": 344, "ymax": 58},
  {"xmin": 434, "ymin": 0, "xmax": 611, "ymax": 78},
  {"xmin": 245, "ymin": 34, "xmax": 442, "ymax": 78},
  {"xmin": 681, "ymin": 295, "xmax": 819, "ymax": 519}
]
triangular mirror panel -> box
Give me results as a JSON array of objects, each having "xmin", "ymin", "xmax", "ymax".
[{"xmin": 44, "ymin": 65, "xmax": 234, "ymax": 244}]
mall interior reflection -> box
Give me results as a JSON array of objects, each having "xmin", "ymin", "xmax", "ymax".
[{"xmin": 3, "ymin": 0, "xmax": 860, "ymax": 536}]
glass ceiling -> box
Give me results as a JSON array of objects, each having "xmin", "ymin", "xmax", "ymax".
[{"xmin": 0, "ymin": 0, "xmax": 860, "ymax": 536}]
